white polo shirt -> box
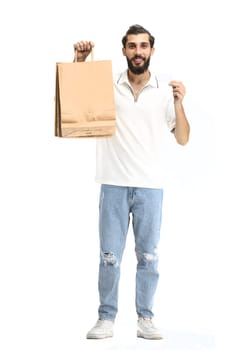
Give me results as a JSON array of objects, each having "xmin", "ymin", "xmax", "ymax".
[{"xmin": 95, "ymin": 70, "xmax": 176, "ymax": 188}]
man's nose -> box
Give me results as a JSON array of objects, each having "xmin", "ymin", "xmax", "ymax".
[{"xmin": 135, "ymin": 45, "xmax": 142, "ymax": 54}]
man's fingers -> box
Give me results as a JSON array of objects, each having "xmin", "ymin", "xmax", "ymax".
[
  {"xmin": 74, "ymin": 41, "xmax": 94, "ymax": 52},
  {"xmin": 169, "ymin": 81, "xmax": 186, "ymax": 96}
]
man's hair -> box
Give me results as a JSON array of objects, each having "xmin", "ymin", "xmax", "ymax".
[{"xmin": 122, "ymin": 24, "xmax": 155, "ymax": 48}]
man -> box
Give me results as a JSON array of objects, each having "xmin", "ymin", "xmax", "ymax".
[{"xmin": 74, "ymin": 24, "xmax": 190, "ymax": 340}]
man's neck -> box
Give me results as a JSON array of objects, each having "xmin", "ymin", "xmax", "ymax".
[{"xmin": 127, "ymin": 69, "xmax": 151, "ymax": 86}]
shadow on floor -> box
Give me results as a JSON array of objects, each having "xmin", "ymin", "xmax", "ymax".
[{"xmin": 80, "ymin": 328, "xmax": 215, "ymax": 350}]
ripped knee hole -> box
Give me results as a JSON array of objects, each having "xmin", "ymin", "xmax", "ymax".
[{"xmin": 101, "ymin": 252, "xmax": 118, "ymax": 266}]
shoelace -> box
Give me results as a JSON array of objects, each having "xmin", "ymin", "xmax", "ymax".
[{"xmin": 140, "ymin": 318, "xmax": 155, "ymax": 329}]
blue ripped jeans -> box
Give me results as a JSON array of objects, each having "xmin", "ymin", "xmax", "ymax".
[{"xmin": 98, "ymin": 184, "xmax": 163, "ymax": 320}]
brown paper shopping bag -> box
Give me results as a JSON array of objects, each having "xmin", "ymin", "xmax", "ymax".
[{"xmin": 55, "ymin": 50, "xmax": 116, "ymax": 137}]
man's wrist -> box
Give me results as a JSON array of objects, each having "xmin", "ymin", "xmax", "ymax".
[{"xmin": 174, "ymin": 101, "xmax": 183, "ymax": 107}]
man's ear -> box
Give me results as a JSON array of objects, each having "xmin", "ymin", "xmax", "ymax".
[
  {"xmin": 122, "ymin": 47, "xmax": 126, "ymax": 56},
  {"xmin": 151, "ymin": 47, "xmax": 155, "ymax": 56}
]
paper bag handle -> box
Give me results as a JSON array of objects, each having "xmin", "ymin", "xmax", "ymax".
[{"xmin": 74, "ymin": 48, "xmax": 94, "ymax": 62}]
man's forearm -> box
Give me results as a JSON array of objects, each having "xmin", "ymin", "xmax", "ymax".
[{"xmin": 174, "ymin": 102, "xmax": 190, "ymax": 145}]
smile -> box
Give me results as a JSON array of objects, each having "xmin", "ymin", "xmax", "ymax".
[{"xmin": 133, "ymin": 57, "xmax": 144, "ymax": 64}]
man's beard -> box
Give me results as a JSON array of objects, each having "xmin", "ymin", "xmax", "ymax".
[{"xmin": 126, "ymin": 55, "xmax": 150, "ymax": 75}]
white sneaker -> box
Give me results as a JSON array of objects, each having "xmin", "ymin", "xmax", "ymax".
[
  {"xmin": 86, "ymin": 319, "xmax": 114, "ymax": 339},
  {"xmin": 137, "ymin": 317, "xmax": 163, "ymax": 340}
]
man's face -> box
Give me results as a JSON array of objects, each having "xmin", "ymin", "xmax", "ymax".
[{"xmin": 122, "ymin": 33, "xmax": 154, "ymax": 75}]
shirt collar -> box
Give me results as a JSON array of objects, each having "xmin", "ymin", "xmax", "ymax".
[{"xmin": 116, "ymin": 69, "xmax": 159, "ymax": 88}]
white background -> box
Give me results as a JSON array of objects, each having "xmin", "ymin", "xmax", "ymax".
[{"xmin": 0, "ymin": 0, "xmax": 232, "ymax": 349}]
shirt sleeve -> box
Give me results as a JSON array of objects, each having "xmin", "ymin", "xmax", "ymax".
[{"xmin": 165, "ymin": 91, "xmax": 176, "ymax": 131}]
